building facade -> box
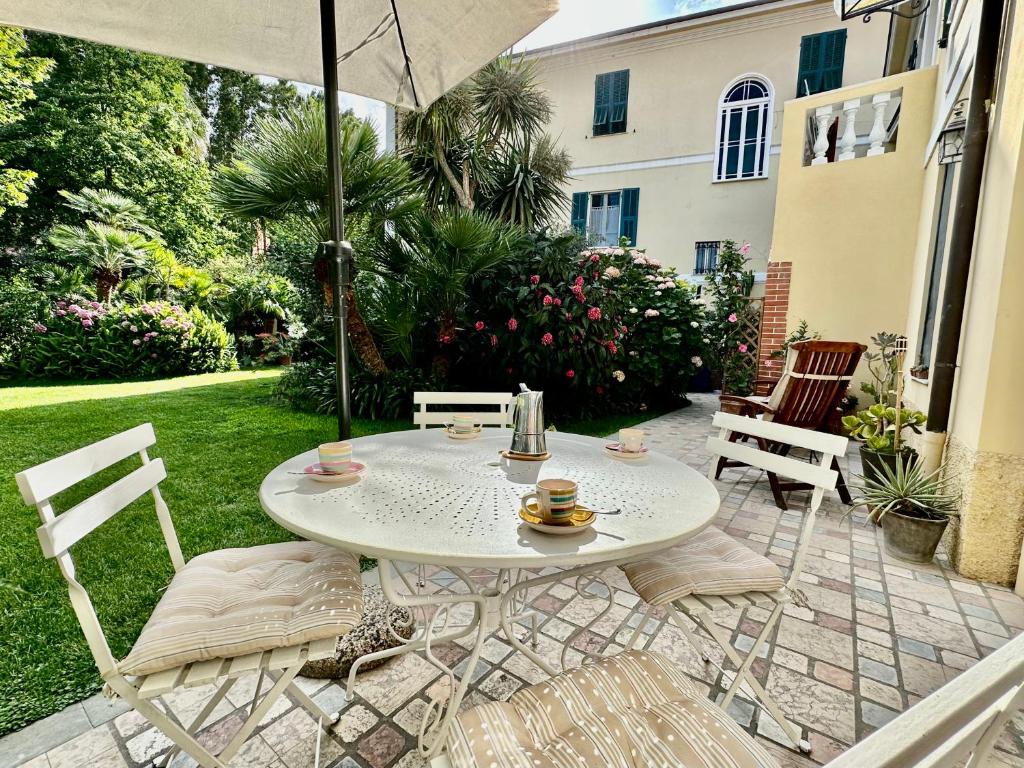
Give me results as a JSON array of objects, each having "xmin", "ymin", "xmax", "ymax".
[
  {"xmin": 525, "ymin": 0, "xmax": 888, "ymax": 278},
  {"xmin": 767, "ymin": 0, "xmax": 1024, "ymax": 586}
]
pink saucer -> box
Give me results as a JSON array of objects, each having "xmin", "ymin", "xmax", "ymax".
[{"xmin": 303, "ymin": 462, "xmax": 366, "ymax": 482}]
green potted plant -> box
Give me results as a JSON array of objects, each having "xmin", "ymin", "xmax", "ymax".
[
  {"xmin": 843, "ymin": 331, "xmax": 924, "ymax": 482},
  {"xmin": 853, "ymin": 456, "xmax": 958, "ymax": 563}
]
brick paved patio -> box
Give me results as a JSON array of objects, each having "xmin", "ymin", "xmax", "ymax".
[{"xmin": 5, "ymin": 393, "xmax": 1024, "ymax": 768}]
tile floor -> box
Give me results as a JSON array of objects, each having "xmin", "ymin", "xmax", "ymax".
[{"xmin": 4, "ymin": 393, "xmax": 1024, "ymax": 768}]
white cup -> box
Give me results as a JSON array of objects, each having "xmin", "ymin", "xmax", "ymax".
[
  {"xmin": 500, "ymin": 455, "xmax": 543, "ymax": 485},
  {"xmin": 619, "ymin": 428, "xmax": 644, "ymax": 453}
]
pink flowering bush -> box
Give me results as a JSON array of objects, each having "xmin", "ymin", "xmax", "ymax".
[
  {"xmin": 703, "ymin": 240, "xmax": 758, "ymax": 394},
  {"xmin": 456, "ymin": 230, "xmax": 703, "ymax": 416},
  {"xmin": 20, "ymin": 300, "xmax": 236, "ymax": 379}
]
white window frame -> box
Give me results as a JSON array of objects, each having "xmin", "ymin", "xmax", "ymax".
[
  {"xmin": 713, "ymin": 74, "xmax": 775, "ymax": 183},
  {"xmin": 586, "ymin": 189, "xmax": 623, "ymax": 246}
]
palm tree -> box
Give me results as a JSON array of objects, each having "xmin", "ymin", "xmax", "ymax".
[
  {"xmin": 370, "ymin": 209, "xmax": 523, "ymax": 375},
  {"xmin": 57, "ymin": 188, "xmax": 160, "ymax": 239},
  {"xmin": 47, "ymin": 220, "xmax": 156, "ymax": 301},
  {"xmin": 213, "ymin": 101, "xmax": 421, "ymax": 375},
  {"xmin": 399, "ymin": 57, "xmax": 571, "ymax": 225}
]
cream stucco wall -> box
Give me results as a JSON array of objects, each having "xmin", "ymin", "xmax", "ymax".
[
  {"xmin": 769, "ymin": 67, "xmax": 938, "ymax": 393},
  {"xmin": 899, "ymin": 0, "xmax": 1024, "ymax": 584},
  {"xmin": 528, "ymin": 0, "xmax": 889, "ymax": 275}
]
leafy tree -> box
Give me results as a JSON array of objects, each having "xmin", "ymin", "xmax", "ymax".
[
  {"xmin": 0, "ymin": 27, "xmax": 52, "ymax": 217},
  {"xmin": 0, "ymin": 34, "xmax": 226, "ymax": 261},
  {"xmin": 399, "ymin": 56, "xmax": 571, "ymax": 226},
  {"xmin": 214, "ymin": 100, "xmax": 421, "ymax": 375},
  {"xmin": 184, "ymin": 64, "xmax": 302, "ymax": 167}
]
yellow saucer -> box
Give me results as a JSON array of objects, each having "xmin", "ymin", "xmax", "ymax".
[{"xmin": 519, "ymin": 502, "xmax": 596, "ymax": 534}]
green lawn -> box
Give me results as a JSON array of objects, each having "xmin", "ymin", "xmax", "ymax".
[{"xmin": 0, "ymin": 371, "xmax": 657, "ymax": 735}]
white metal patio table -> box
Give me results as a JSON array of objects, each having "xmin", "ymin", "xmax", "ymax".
[{"xmin": 260, "ymin": 428, "xmax": 720, "ymax": 757}]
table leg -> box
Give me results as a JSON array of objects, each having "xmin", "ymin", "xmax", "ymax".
[{"xmin": 498, "ymin": 562, "xmax": 618, "ymax": 677}]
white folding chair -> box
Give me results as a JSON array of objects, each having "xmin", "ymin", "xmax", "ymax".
[
  {"xmin": 621, "ymin": 411, "xmax": 849, "ymax": 753},
  {"xmin": 412, "ymin": 391, "xmax": 515, "ymax": 429},
  {"xmin": 430, "ymin": 631, "xmax": 1024, "ymax": 767},
  {"xmin": 15, "ymin": 424, "xmax": 364, "ymax": 768}
]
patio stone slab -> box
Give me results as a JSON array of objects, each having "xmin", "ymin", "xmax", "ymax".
[{"xmin": 6, "ymin": 394, "xmax": 1024, "ymax": 768}]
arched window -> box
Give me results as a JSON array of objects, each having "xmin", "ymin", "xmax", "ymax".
[{"xmin": 714, "ymin": 75, "xmax": 773, "ymax": 181}]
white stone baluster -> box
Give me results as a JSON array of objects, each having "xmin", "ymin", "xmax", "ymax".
[
  {"xmin": 838, "ymin": 98, "xmax": 861, "ymax": 161},
  {"xmin": 811, "ymin": 105, "xmax": 834, "ymax": 166},
  {"xmin": 867, "ymin": 92, "xmax": 892, "ymax": 157}
]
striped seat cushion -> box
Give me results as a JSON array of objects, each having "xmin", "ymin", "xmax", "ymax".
[
  {"xmin": 119, "ymin": 541, "xmax": 362, "ymax": 676},
  {"xmin": 446, "ymin": 650, "xmax": 779, "ymax": 768},
  {"xmin": 621, "ymin": 526, "xmax": 784, "ymax": 606}
]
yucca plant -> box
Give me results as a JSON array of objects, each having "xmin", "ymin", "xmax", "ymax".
[{"xmin": 853, "ymin": 455, "xmax": 959, "ymax": 523}]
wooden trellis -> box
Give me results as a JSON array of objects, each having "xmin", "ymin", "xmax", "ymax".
[{"xmin": 727, "ymin": 297, "xmax": 763, "ymax": 393}]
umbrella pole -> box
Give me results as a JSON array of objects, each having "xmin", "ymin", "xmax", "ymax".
[{"xmin": 319, "ymin": 0, "xmax": 352, "ymax": 440}]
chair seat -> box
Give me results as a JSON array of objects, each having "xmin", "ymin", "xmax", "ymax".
[
  {"xmin": 445, "ymin": 650, "xmax": 780, "ymax": 768},
  {"xmin": 620, "ymin": 526, "xmax": 785, "ymax": 607},
  {"xmin": 119, "ymin": 541, "xmax": 363, "ymax": 676}
]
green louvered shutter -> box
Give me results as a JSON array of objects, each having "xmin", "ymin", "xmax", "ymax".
[
  {"xmin": 594, "ymin": 70, "xmax": 629, "ymax": 135},
  {"xmin": 610, "ymin": 70, "xmax": 629, "ymax": 133},
  {"xmin": 571, "ymin": 192, "xmax": 588, "ymax": 233},
  {"xmin": 821, "ymin": 30, "xmax": 847, "ymax": 92},
  {"xmin": 593, "ymin": 73, "xmax": 612, "ymax": 136},
  {"xmin": 797, "ymin": 30, "xmax": 846, "ymax": 97},
  {"xmin": 619, "ymin": 188, "xmax": 639, "ymax": 246}
]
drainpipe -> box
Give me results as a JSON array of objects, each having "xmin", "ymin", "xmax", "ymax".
[{"xmin": 926, "ymin": 0, "xmax": 1005, "ymax": 436}]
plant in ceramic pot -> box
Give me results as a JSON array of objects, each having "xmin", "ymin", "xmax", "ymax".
[{"xmin": 852, "ymin": 456, "xmax": 959, "ymax": 563}]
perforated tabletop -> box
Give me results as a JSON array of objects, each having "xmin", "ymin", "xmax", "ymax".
[{"xmin": 260, "ymin": 429, "xmax": 720, "ymax": 569}]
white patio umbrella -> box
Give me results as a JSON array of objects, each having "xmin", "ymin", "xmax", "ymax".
[{"xmin": 0, "ymin": 0, "xmax": 559, "ymax": 438}]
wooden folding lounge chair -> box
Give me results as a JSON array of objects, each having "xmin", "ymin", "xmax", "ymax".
[
  {"xmin": 619, "ymin": 412, "xmax": 849, "ymax": 753},
  {"xmin": 718, "ymin": 339, "xmax": 865, "ymax": 510},
  {"xmin": 431, "ymin": 629, "xmax": 1024, "ymax": 767},
  {"xmin": 16, "ymin": 424, "xmax": 364, "ymax": 768}
]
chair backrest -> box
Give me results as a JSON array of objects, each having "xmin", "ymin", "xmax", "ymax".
[
  {"xmin": 828, "ymin": 629, "xmax": 1024, "ymax": 768},
  {"xmin": 412, "ymin": 391, "xmax": 515, "ymax": 430},
  {"xmin": 15, "ymin": 423, "xmax": 181, "ymax": 675},
  {"xmin": 766, "ymin": 340, "xmax": 866, "ymax": 430},
  {"xmin": 707, "ymin": 411, "xmax": 848, "ymax": 589}
]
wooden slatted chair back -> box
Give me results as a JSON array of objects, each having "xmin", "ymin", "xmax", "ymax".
[
  {"xmin": 413, "ymin": 391, "xmax": 515, "ymax": 430},
  {"xmin": 828, "ymin": 629, "xmax": 1024, "ymax": 768},
  {"xmin": 707, "ymin": 411, "xmax": 848, "ymax": 590},
  {"xmin": 15, "ymin": 423, "xmax": 181, "ymax": 675},
  {"xmin": 767, "ymin": 340, "xmax": 866, "ymax": 430}
]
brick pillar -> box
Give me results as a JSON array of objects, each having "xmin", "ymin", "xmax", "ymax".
[{"xmin": 756, "ymin": 262, "xmax": 792, "ymax": 395}]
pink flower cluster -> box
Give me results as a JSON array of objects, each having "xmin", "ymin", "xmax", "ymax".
[
  {"xmin": 541, "ymin": 332, "xmax": 553, "ymax": 346},
  {"xmin": 632, "ymin": 252, "xmax": 662, "ymax": 268},
  {"xmin": 587, "ymin": 307, "xmax": 602, "ymax": 321},
  {"xmin": 57, "ymin": 300, "xmax": 107, "ymax": 328}
]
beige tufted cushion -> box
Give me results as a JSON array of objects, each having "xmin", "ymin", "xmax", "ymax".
[
  {"xmin": 119, "ymin": 541, "xmax": 362, "ymax": 676},
  {"xmin": 621, "ymin": 526, "xmax": 785, "ymax": 607},
  {"xmin": 446, "ymin": 650, "xmax": 780, "ymax": 768}
]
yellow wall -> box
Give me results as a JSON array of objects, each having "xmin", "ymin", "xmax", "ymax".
[
  {"xmin": 770, "ymin": 67, "xmax": 937, "ymax": 391},
  {"xmin": 529, "ymin": 0, "xmax": 889, "ymax": 274}
]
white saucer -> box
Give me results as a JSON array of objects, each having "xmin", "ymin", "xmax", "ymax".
[
  {"xmin": 445, "ymin": 427, "xmax": 482, "ymax": 440},
  {"xmin": 303, "ymin": 462, "xmax": 366, "ymax": 483},
  {"xmin": 605, "ymin": 443, "xmax": 649, "ymax": 460}
]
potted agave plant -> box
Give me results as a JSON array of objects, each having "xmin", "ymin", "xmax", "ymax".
[{"xmin": 853, "ymin": 457, "xmax": 959, "ymax": 563}]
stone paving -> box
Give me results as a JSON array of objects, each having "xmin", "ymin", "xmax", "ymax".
[{"xmin": 5, "ymin": 392, "xmax": 1024, "ymax": 768}]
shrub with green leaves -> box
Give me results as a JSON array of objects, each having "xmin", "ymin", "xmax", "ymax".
[
  {"xmin": 20, "ymin": 300, "xmax": 236, "ymax": 379},
  {"xmin": 456, "ymin": 230, "xmax": 703, "ymax": 416},
  {"xmin": 842, "ymin": 403, "xmax": 926, "ymax": 453}
]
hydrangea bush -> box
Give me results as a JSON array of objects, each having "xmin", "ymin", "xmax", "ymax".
[
  {"xmin": 21, "ymin": 300, "xmax": 236, "ymax": 379},
  {"xmin": 457, "ymin": 231, "xmax": 703, "ymax": 417}
]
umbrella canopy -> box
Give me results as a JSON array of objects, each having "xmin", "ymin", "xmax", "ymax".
[{"xmin": 0, "ymin": 0, "xmax": 558, "ymax": 109}]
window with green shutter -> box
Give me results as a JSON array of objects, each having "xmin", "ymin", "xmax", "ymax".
[
  {"xmin": 570, "ymin": 192, "xmax": 588, "ymax": 234},
  {"xmin": 796, "ymin": 30, "xmax": 847, "ymax": 97},
  {"xmin": 593, "ymin": 70, "xmax": 629, "ymax": 136}
]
